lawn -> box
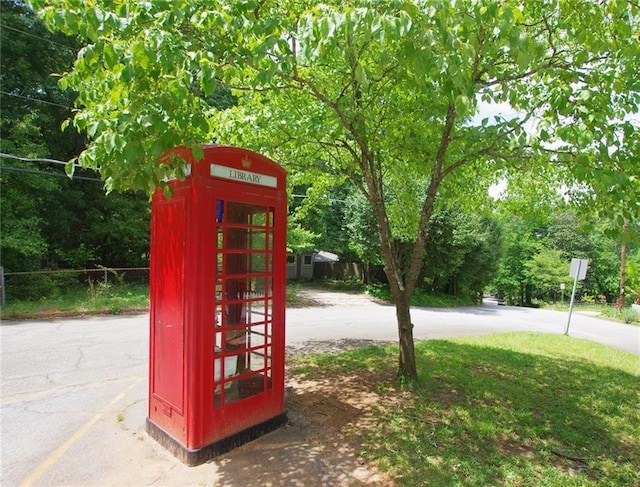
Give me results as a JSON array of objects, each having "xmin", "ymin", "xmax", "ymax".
[
  {"xmin": 0, "ymin": 283, "xmax": 150, "ymax": 320},
  {"xmin": 289, "ymin": 332, "xmax": 640, "ymax": 486}
]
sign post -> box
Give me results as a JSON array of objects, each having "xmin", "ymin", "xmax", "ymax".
[{"xmin": 564, "ymin": 258, "xmax": 588, "ymax": 336}]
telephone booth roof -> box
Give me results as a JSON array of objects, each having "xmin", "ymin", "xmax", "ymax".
[{"xmin": 160, "ymin": 144, "xmax": 287, "ymax": 192}]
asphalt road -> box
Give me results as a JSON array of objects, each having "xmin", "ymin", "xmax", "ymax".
[
  {"xmin": 1, "ymin": 298, "xmax": 638, "ymax": 486},
  {"xmin": 287, "ymin": 297, "xmax": 640, "ymax": 354}
]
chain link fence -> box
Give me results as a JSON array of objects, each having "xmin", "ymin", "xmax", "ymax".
[{"xmin": 0, "ymin": 267, "xmax": 149, "ymax": 306}]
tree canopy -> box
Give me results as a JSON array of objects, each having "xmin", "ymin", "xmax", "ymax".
[
  {"xmin": 31, "ymin": 0, "xmax": 640, "ymax": 378},
  {"xmin": 1, "ymin": 0, "xmax": 150, "ymax": 273}
]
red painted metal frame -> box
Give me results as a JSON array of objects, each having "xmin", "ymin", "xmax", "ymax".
[{"xmin": 148, "ymin": 145, "xmax": 286, "ymax": 451}]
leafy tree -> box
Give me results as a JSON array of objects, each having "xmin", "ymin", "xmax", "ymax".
[
  {"xmin": 343, "ymin": 190, "xmax": 385, "ymax": 283},
  {"xmin": 547, "ymin": 211, "xmax": 594, "ymax": 259},
  {"xmin": 524, "ymin": 248, "xmax": 568, "ymax": 303},
  {"xmin": 444, "ymin": 213, "xmax": 502, "ymax": 302},
  {"xmin": 32, "ymin": 0, "xmax": 640, "ymax": 378},
  {"xmin": 286, "ymin": 221, "xmax": 318, "ymax": 254},
  {"xmin": 421, "ymin": 208, "xmax": 501, "ymax": 302},
  {"xmin": 626, "ymin": 247, "xmax": 640, "ymax": 305},
  {"xmin": 1, "ymin": 0, "xmax": 77, "ymax": 270},
  {"xmin": 492, "ymin": 208, "xmax": 626, "ymax": 305},
  {"xmin": 1, "ymin": 0, "xmax": 82, "ymax": 158},
  {"xmin": 1, "ymin": 1, "xmax": 151, "ymax": 273},
  {"xmin": 491, "ymin": 215, "xmax": 545, "ymax": 306},
  {"xmin": 292, "ymin": 182, "xmax": 355, "ymax": 260}
]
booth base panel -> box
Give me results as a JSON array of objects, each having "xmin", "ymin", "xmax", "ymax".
[{"xmin": 145, "ymin": 412, "xmax": 288, "ymax": 466}]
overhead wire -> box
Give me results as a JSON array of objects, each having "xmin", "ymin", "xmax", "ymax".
[
  {"xmin": 0, "ymin": 90, "xmax": 74, "ymax": 110},
  {"xmin": 0, "ymin": 21, "xmax": 76, "ymax": 52},
  {"xmin": 0, "ymin": 20, "xmax": 93, "ymax": 182},
  {"xmin": 0, "ymin": 152, "xmax": 101, "ymax": 182},
  {"xmin": 0, "ymin": 152, "xmax": 76, "ymax": 166},
  {"xmin": 0, "ymin": 20, "xmax": 78, "ymax": 110},
  {"xmin": 0, "ymin": 165, "xmax": 102, "ymax": 182}
]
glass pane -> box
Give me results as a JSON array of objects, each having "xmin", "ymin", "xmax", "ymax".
[
  {"xmin": 227, "ymin": 202, "xmax": 266, "ymax": 224},
  {"xmin": 226, "ymin": 227, "xmax": 249, "ymax": 250},
  {"xmin": 248, "ymin": 252, "xmax": 268, "ymax": 273},
  {"xmin": 251, "ymin": 277, "xmax": 268, "ymax": 297},
  {"xmin": 225, "ymin": 277, "xmax": 249, "ymax": 301},
  {"xmin": 225, "ymin": 327, "xmax": 249, "ymax": 353},
  {"xmin": 266, "ymin": 299, "xmax": 273, "ymax": 322},
  {"xmin": 247, "ymin": 302, "xmax": 267, "ymax": 325},
  {"xmin": 248, "ymin": 229, "xmax": 266, "ymax": 251},
  {"xmin": 248, "ymin": 349, "xmax": 266, "ymax": 372},
  {"xmin": 250, "ymin": 211, "xmax": 268, "ymax": 227},
  {"xmin": 248, "ymin": 324, "xmax": 267, "ymax": 347},
  {"xmin": 215, "ymin": 280, "xmax": 223, "ymax": 303},
  {"xmin": 213, "ymin": 327, "xmax": 223, "ymax": 351},
  {"xmin": 223, "ymin": 374, "xmax": 265, "ymax": 406}
]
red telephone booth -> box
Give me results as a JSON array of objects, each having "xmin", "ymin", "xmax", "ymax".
[{"xmin": 146, "ymin": 145, "xmax": 287, "ymax": 465}]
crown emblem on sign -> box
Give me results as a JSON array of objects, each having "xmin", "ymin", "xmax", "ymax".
[{"xmin": 241, "ymin": 157, "xmax": 252, "ymax": 168}]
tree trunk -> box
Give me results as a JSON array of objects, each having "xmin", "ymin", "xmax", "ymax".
[{"xmin": 393, "ymin": 288, "xmax": 418, "ymax": 379}]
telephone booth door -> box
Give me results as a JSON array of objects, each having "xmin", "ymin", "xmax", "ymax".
[
  {"xmin": 147, "ymin": 145, "xmax": 287, "ymax": 465},
  {"xmin": 213, "ymin": 199, "xmax": 277, "ymax": 407}
]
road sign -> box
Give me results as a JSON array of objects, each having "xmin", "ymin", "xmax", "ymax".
[
  {"xmin": 569, "ymin": 258, "xmax": 588, "ymax": 280},
  {"xmin": 565, "ymin": 258, "xmax": 589, "ymax": 335}
]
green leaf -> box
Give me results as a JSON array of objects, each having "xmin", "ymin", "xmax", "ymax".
[
  {"xmin": 65, "ymin": 161, "xmax": 76, "ymax": 178},
  {"xmin": 199, "ymin": 62, "xmax": 217, "ymax": 96},
  {"xmin": 103, "ymin": 43, "xmax": 119, "ymax": 69},
  {"xmin": 131, "ymin": 41, "xmax": 151, "ymax": 69},
  {"xmin": 191, "ymin": 144, "xmax": 204, "ymax": 161},
  {"xmin": 454, "ymin": 94, "xmax": 470, "ymax": 116},
  {"xmin": 354, "ymin": 63, "xmax": 369, "ymax": 89}
]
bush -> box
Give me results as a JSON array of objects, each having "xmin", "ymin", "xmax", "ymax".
[
  {"xmin": 600, "ymin": 306, "xmax": 639, "ymax": 325},
  {"xmin": 621, "ymin": 308, "xmax": 639, "ymax": 324},
  {"xmin": 5, "ymin": 272, "xmax": 81, "ymax": 301}
]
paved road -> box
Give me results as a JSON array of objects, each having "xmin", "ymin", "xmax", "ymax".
[
  {"xmin": 1, "ymin": 298, "xmax": 638, "ymax": 486},
  {"xmin": 287, "ymin": 293, "xmax": 640, "ymax": 354}
]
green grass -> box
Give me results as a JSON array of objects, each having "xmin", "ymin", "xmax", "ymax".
[
  {"xmin": 1, "ymin": 283, "xmax": 150, "ymax": 320},
  {"xmin": 545, "ymin": 302, "xmax": 640, "ymax": 325},
  {"xmin": 289, "ymin": 333, "xmax": 640, "ymax": 486},
  {"xmin": 3, "ymin": 282, "xmax": 314, "ymax": 319}
]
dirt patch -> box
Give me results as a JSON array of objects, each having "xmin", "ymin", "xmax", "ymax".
[
  {"xmin": 286, "ymin": 367, "xmax": 397, "ymax": 486},
  {"xmin": 288, "ymin": 286, "xmax": 386, "ymax": 308},
  {"xmin": 286, "ymin": 338, "xmax": 395, "ymax": 356},
  {"xmin": 284, "ymin": 287, "xmax": 397, "ymax": 485}
]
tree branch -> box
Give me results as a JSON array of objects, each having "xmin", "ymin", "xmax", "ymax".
[{"xmin": 405, "ymin": 103, "xmax": 457, "ymax": 294}]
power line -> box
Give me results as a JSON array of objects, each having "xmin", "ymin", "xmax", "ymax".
[
  {"xmin": 0, "ymin": 165, "xmax": 102, "ymax": 182},
  {"xmin": 0, "ymin": 152, "xmax": 76, "ymax": 166},
  {"xmin": 0, "ymin": 21, "xmax": 76, "ymax": 52},
  {"xmin": 0, "ymin": 152, "xmax": 101, "ymax": 181},
  {"xmin": 0, "ymin": 90, "xmax": 74, "ymax": 110}
]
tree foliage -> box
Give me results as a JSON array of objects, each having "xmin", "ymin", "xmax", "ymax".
[
  {"xmin": 1, "ymin": 1, "xmax": 150, "ymax": 272},
  {"xmin": 491, "ymin": 208, "xmax": 627, "ymax": 305},
  {"xmin": 422, "ymin": 208, "xmax": 501, "ymax": 302},
  {"xmin": 31, "ymin": 0, "xmax": 640, "ymax": 378}
]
